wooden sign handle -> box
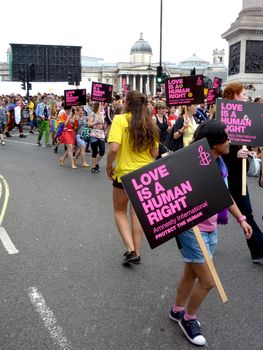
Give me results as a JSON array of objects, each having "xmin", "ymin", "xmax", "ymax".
[
  {"xmin": 242, "ymin": 145, "xmax": 247, "ymax": 196},
  {"xmin": 192, "ymin": 226, "xmax": 228, "ymax": 304}
]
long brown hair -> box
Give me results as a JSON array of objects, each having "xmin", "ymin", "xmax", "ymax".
[{"xmin": 123, "ymin": 90, "xmax": 159, "ymax": 152}]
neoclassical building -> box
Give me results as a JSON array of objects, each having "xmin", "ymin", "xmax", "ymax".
[{"xmin": 81, "ymin": 33, "xmax": 227, "ymax": 95}]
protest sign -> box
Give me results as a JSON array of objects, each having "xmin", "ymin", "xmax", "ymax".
[
  {"xmin": 121, "ymin": 138, "xmax": 233, "ymax": 249},
  {"xmin": 91, "ymin": 82, "xmax": 113, "ymax": 103},
  {"xmin": 216, "ymin": 99, "xmax": 263, "ymax": 146},
  {"xmin": 206, "ymin": 88, "xmax": 221, "ymax": 105},
  {"xmin": 212, "ymin": 77, "xmax": 223, "ymax": 89},
  {"xmin": 64, "ymin": 89, "xmax": 86, "ymax": 108},
  {"xmin": 165, "ymin": 75, "xmax": 205, "ymax": 106}
]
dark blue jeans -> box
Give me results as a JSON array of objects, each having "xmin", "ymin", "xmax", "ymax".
[{"xmin": 232, "ymin": 187, "xmax": 263, "ymax": 259}]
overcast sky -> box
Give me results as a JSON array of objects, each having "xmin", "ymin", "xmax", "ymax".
[{"xmin": 1, "ymin": 0, "xmax": 243, "ymax": 65}]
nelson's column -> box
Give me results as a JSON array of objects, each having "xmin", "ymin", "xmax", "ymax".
[{"xmin": 222, "ymin": 0, "xmax": 263, "ymax": 97}]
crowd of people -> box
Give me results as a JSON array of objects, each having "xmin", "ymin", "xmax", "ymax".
[{"xmin": 1, "ymin": 83, "xmax": 263, "ymax": 347}]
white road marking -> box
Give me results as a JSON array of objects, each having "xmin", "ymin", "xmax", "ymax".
[
  {"xmin": 0, "ymin": 227, "xmax": 19, "ymax": 254},
  {"xmin": 0, "ymin": 175, "xmax": 9, "ymax": 226},
  {"xmin": 28, "ymin": 287, "xmax": 72, "ymax": 350}
]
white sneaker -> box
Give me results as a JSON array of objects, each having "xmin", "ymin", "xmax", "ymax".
[{"xmin": 1, "ymin": 140, "xmax": 5, "ymax": 145}]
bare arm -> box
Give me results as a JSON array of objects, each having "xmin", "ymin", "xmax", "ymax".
[
  {"xmin": 150, "ymin": 146, "xmax": 159, "ymax": 159},
  {"xmin": 228, "ymin": 197, "xmax": 253, "ymax": 239},
  {"xmin": 106, "ymin": 142, "xmax": 120, "ymax": 180}
]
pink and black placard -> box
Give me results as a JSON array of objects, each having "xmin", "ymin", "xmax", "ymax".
[
  {"xmin": 165, "ymin": 75, "xmax": 205, "ymax": 106},
  {"xmin": 216, "ymin": 99, "xmax": 263, "ymax": 146},
  {"xmin": 91, "ymin": 82, "xmax": 113, "ymax": 103},
  {"xmin": 64, "ymin": 89, "xmax": 86, "ymax": 108},
  {"xmin": 121, "ymin": 139, "xmax": 233, "ymax": 249}
]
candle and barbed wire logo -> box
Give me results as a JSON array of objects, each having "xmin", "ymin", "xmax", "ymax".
[{"xmin": 198, "ymin": 145, "xmax": 212, "ymax": 166}]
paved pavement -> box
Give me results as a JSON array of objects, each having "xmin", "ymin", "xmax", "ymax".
[{"xmin": 0, "ymin": 130, "xmax": 262, "ymax": 350}]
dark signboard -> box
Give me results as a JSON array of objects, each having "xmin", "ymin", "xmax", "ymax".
[
  {"xmin": 121, "ymin": 139, "xmax": 232, "ymax": 249},
  {"xmin": 165, "ymin": 75, "xmax": 204, "ymax": 106},
  {"xmin": 206, "ymin": 88, "xmax": 220, "ymax": 105},
  {"xmin": 91, "ymin": 82, "xmax": 113, "ymax": 103},
  {"xmin": 11, "ymin": 44, "xmax": 81, "ymax": 82},
  {"xmin": 216, "ymin": 99, "xmax": 263, "ymax": 146},
  {"xmin": 64, "ymin": 89, "xmax": 86, "ymax": 108},
  {"xmin": 212, "ymin": 77, "xmax": 223, "ymax": 89}
]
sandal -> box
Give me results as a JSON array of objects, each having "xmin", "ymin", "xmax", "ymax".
[
  {"xmin": 59, "ymin": 158, "xmax": 64, "ymax": 166},
  {"xmin": 73, "ymin": 157, "xmax": 78, "ymax": 166},
  {"xmin": 81, "ymin": 163, "xmax": 90, "ymax": 168}
]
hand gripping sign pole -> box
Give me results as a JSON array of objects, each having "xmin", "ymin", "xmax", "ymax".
[
  {"xmin": 192, "ymin": 226, "xmax": 228, "ymax": 303},
  {"xmin": 161, "ymin": 154, "xmax": 228, "ymax": 303},
  {"xmin": 242, "ymin": 146, "xmax": 248, "ymax": 196}
]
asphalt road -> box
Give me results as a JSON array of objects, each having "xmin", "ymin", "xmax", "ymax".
[{"xmin": 0, "ymin": 130, "xmax": 262, "ymax": 350}]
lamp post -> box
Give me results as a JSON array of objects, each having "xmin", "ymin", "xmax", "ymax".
[{"xmin": 159, "ymin": 0, "xmax": 163, "ymax": 68}]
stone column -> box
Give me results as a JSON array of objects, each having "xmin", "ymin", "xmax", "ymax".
[
  {"xmin": 243, "ymin": 0, "xmax": 263, "ymax": 8},
  {"xmin": 140, "ymin": 75, "xmax": 143, "ymax": 92},
  {"xmin": 222, "ymin": 0, "xmax": 263, "ymax": 96},
  {"xmin": 119, "ymin": 75, "xmax": 122, "ymax": 94},
  {"xmin": 133, "ymin": 75, "xmax": 136, "ymax": 90},
  {"xmin": 153, "ymin": 78, "xmax": 156, "ymax": 95}
]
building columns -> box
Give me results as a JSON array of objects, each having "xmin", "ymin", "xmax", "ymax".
[
  {"xmin": 140, "ymin": 76, "xmax": 143, "ymax": 92},
  {"xmin": 133, "ymin": 75, "xmax": 136, "ymax": 90}
]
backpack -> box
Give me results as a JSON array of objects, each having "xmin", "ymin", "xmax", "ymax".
[{"xmin": 80, "ymin": 126, "xmax": 91, "ymax": 142}]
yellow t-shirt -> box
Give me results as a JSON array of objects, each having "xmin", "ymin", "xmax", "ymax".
[
  {"xmin": 108, "ymin": 113, "xmax": 157, "ymax": 182},
  {"xmin": 183, "ymin": 117, "xmax": 198, "ymax": 147}
]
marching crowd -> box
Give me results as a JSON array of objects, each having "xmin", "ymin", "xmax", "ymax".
[{"xmin": 1, "ymin": 83, "xmax": 263, "ymax": 346}]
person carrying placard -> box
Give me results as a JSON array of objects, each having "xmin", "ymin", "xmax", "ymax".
[
  {"xmin": 169, "ymin": 120, "xmax": 252, "ymax": 346},
  {"xmin": 221, "ymin": 82, "xmax": 263, "ymax": 263},
  {"xmin": 106, "ymin": 90, "xmax": 159, "ymax": 265}
]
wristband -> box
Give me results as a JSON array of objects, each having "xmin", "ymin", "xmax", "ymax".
[{"xmin": 237, "ymin": 215, "xmax": 247, "ymax": 223}]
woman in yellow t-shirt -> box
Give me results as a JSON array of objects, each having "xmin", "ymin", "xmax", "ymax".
[
  {"xmin": 173, "ymin": 105, "xmax": 199, "ymax": 148},
  {"xmin": 106, "ymin": 90, "xmax": 159, "ymax": 265}
]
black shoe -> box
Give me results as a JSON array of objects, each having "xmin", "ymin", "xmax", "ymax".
[
  {"xmin": 54, "ymin": 146, "xmax": 58, "ymax": 153},
  {"xmin": 252, "ymin": 256, "xmax": 263, "ymax": 263},
  {"xmin": 169, "ymin": 309, "xmax": 201, "ymax": 326},
  {"xmin": 86, "ymin": 147, "xmax": 91, "ymax": 153},
  {"xmin": 179, "ymin": 318, "xmax": 206, "ymax": 346},
  {"xmin": 122, "ymin": 251, "xmax": 140, "ymax": 265},
  {"xmin": 91, "ymin": 167, "xmax": 99, "ymax": 173},
  {"xmin": 37, "ymin": 141, "xmax": 41, "ymax": 146},
  {"xmin": 19, "ymin": 134, "xmax": 27, "ymax": 138},
  {"xmin": 29, "ymin": 130, "xmax": 34, "ymax": 134},
  {"xmin": 95, "ymin": 164, "xmax": 101, "ymax": 172},
  {"xmin": 169, "ymin": 309, "xmax": 185, "ymax": 323},
  {"xmin": 5, "ymin": 132, "xmax": 12, "ymax": 137}
]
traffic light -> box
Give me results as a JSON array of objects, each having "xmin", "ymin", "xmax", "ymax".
[
  {"xmin": 156, "ymin": 66, "xmax": 163, "ymax": 83},
  {"xmin": 190, "ymin": 67, "xmax": 196, "ymax": 75},
  {"xmin": 68, "ymin": 71, "xmax": 74, "ymax": 85},
  {"xmin": 21, "ymin": 82, "xmax": 26, "ymax": 90},
  {"xmin": 19, "ymin": 69, "xmax": 25, "ymax": 82},
  {"xmin": 29, "ymin": 64, "xmax": 35, "ymax": 81}
]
